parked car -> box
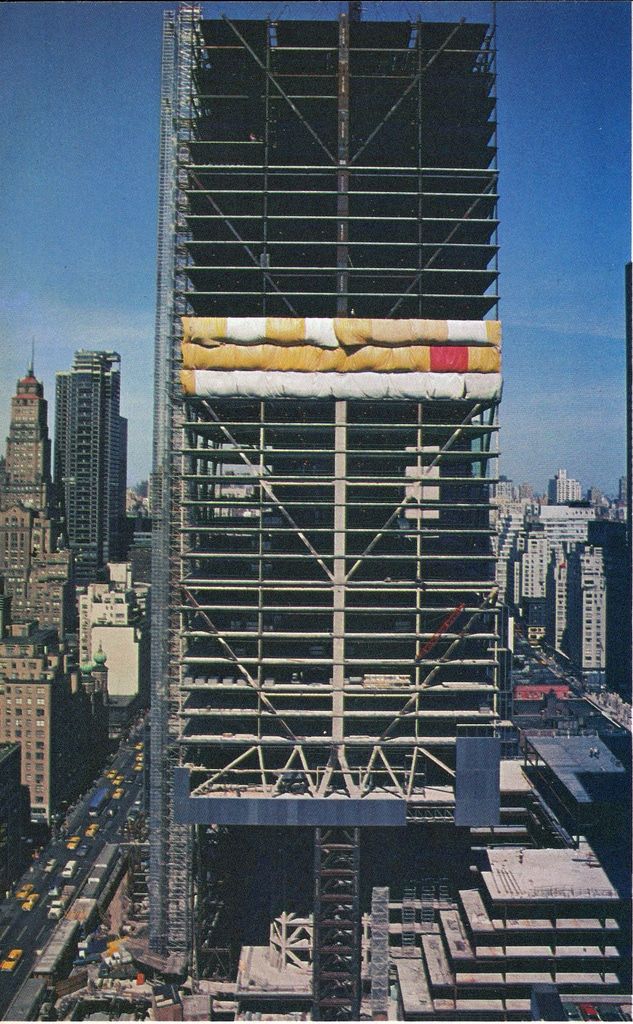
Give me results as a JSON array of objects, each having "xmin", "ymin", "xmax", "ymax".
[{"xmin": 579, "ymin": 1006, "xmax": 600, "ymax": 1022}]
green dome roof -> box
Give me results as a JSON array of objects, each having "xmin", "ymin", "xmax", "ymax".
[
  {"xmin": 93, "ymin": 645, "xmax": 107, "ymax": 665},
  {"xmin": 80, "ymin": 660, "xmax": 94, "ymax": 675}
]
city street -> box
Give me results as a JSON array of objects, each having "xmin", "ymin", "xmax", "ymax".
[{"xmin": 0, "ymin": 729, "xmax": 146, "ymax": 1019}]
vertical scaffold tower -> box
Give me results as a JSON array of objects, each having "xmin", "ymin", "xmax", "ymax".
[{"xmin": 151, "ymin": 5, "xmax": 507, "ymax": 1001}]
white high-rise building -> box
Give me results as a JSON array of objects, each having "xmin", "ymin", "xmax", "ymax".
[
  {"xmin": 547, "ymin": 468, "xmax": 582, "ymax": 505},
  {"xmin": 566, "ymin": 545, "xmax": 606, "ymax": 677},
  {"xmin": 520, "ymin": 534, "xmax": 549, "ymax": 600},
  {"xmin": 537, "ymin": 503, "xmax": 595, "ymax": 553}
]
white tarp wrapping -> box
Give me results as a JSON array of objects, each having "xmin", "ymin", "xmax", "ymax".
[{"xmin": 182, "ymin": 369, "xmax": 503, "ymax": 402}]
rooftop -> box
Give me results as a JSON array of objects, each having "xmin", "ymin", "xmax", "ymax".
[
  {"xmin": 527, "ymin": 735, "xmax": 627, "ymax": 803},
  {"xmin": 236, "ymin": 945, "xmax": 311, "ymax": 1000},
  {"xmin": 483, "ymin": 845, "xmax": 619, "ymax": 903}
]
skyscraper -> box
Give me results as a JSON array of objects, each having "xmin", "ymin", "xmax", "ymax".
[
  {"xmin": 0, "ymin": 367, "xmax": 74, "ymax": 635},
  {"xmin": 1, "ymin": 360, "xmax": 51, "ymax": 514},
  {"xmin": 151, "ymin": 6, "xmax": 507, "ymax": 1007},
  {"xmin": 54, "ymin": 351, "xmax": 127, "ymax": 586}
]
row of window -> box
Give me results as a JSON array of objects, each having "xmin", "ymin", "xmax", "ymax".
[
  {"xmin": 5, "ymin": 685, "xmax": 46, "ymax": 692},
  {"xmin": 5, "ymin": 698, "xmax": 46, "ymax": 705}
]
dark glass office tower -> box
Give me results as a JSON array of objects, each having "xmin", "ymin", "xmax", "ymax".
[{"xmin": 55, "ymin": 350, "xmax": 127, "ymax": 586}]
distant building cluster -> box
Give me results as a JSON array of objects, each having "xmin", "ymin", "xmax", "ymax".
[
  {"xmin": 0, "ymin": 354, "xmax": 151, "ymax": 850},
  {"xmin": 493, "ymin": 472, "xmax": 630, "ymax": 698}
]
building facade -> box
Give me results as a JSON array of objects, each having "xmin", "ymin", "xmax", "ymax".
[
  {"xmin": 0, "ymin": 623, "xmax": 106, "ymax": 823},
  {"xmin": 0, "ymin": 369, "xmax": 75, "ymax": 637},
  {"xmin": 0, "ymin": 742, "xmax": 25, "ymax": 894},
  {"xmin": 0, "ymin": 508, "xmax": 74, "ymax": 637},
  {"xmin": 78, "ymin": 563, "xmax": 150, "ymax": 701},
  {"xmin": 565, "ymin": 545, "xmax": 606, "ymax": 683},
  {"xmin": 54, "ymin": 351, "xmax": 127, "ymax": 586},
  {"xmin": 1, "ymin": 363, "xmax": 52, "ymax": 514}
]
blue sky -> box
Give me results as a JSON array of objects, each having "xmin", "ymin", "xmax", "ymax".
[{"xmin": 0, "ymin": 1, "xmax": 629, "ymax": 494}]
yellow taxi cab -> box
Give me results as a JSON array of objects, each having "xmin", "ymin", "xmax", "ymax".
[
  {"xmin": 135, "ymin": 742, "xmax": 143, "ymax": 751},
  {"xmin": 134, "ymin": 762, "xmax": 143, "ymax": 772},
  {"xmin": 66, "ymin": 835, "xmax": 81, "ymax": 850},
  {"xmin": 106, "ymin": 769, "xmax": 117, "ymax": 780},
  {"xmin": 15, "ymin": 884, "xmax": 33, "ymax": 902},
  {"xmin": 1, "ymin": 949, "xmax": 22, "ymax": 971},
  {"xmin": 112, "ymin": 788, "xmax": 124, "ymax": 800},
  {"xmin": 85, "ymin": 822, "xmax": 99, "ymax": 837},
  {"xmin": 22, "ymin": 893, "xmax": 39, "ymax": 911},
  {"xmin": 114, "ymin": 775, "xmax": 124, "ymax": 786}
]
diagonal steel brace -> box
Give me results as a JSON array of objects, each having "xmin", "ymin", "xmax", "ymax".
[
  {"xmin": 345, "ymin": 404, "xmax": 483, "ymax": 582},
  {"xmin": 222, "ymin": 14, "xmax": 336, "ymax": 163},
  {"xmin": 351, "ymin": 20, "xmax": 465, "ymax": 164},
  {"xmin": 199, "ymin": 399, "xmax": 335, "ymax": 582}
]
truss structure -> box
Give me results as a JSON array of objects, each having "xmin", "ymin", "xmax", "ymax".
[
  {"xmin": 313, "ymin": 827, "xmax": 361, "ymax": 1020},
  {"xmin": 151, "ymin": 4, "xmax": 504, "ymax": 961},
  {"xmin": 181, "ymin": 394, "xmax": 500, "ymax": 804}
]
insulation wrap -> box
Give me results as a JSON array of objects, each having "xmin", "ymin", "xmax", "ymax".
[
  {"xmin": 180, "ymin": 317, "xmax": 502, "ymax": 401},
  {"xmin": 181, "ymin": 369, "xmax": 503, "ymax": 401}
]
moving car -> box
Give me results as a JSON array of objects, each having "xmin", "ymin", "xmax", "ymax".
[
  {"xmin": 15, "ymin": 883, "xmax": 33, "ymax": 901},
  {"xmin": 85, "ymin": 822, "xmax": 99, "ymax": 837},
  {"xmin": 1, "ymin": 949, "xmax": 22, "ymax": 971},
  {"xmin": 22, "ymin": 893, "xmax": 39, "ymax": 911},
  {"xmin": 66, "ymin": 835, "xmax": 81, "ymax": 850}
]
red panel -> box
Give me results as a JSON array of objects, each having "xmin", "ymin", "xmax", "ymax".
[{"xmin": 430, "ymin": 346, "xmax": 469, "ymax": 372}]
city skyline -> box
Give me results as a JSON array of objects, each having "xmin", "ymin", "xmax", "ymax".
[{"xmin": 0, "ymin": 1, "xmax": 630, "ymax": 492}]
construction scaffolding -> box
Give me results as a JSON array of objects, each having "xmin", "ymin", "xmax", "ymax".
[{"xmin": 150, "ymin": 3, "xmax": 505, "ymax": 977}]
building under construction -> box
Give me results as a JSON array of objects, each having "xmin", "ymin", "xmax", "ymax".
[{"xmin": 148, "ymin": 5, "xmax": 627, "ymax": 1018}]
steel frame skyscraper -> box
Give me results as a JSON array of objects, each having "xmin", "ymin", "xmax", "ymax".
[{"xmin": 150, "ymin": 7, "xmax": 506, "ymax": 1000}]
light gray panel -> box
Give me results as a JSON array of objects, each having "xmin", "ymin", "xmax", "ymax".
[
  {"xmin": 454, "ymin": 736, "xmax": 500, "ymax": 826},
  {"xmin": 173, "ymin": 767, "xmax": 406, "ymax": 826}
]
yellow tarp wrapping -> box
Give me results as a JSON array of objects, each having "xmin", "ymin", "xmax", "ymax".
[
  {"xmin": 181, "ymin": 316, "xmax": 501, "ymax": 350},
  {"xmin": 181, "ymin": 341, "xmax": 500, "ymax": 374},
  {"xmin": 332, "ymin": 318, "xmax": 501, "ymax": 348}
]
